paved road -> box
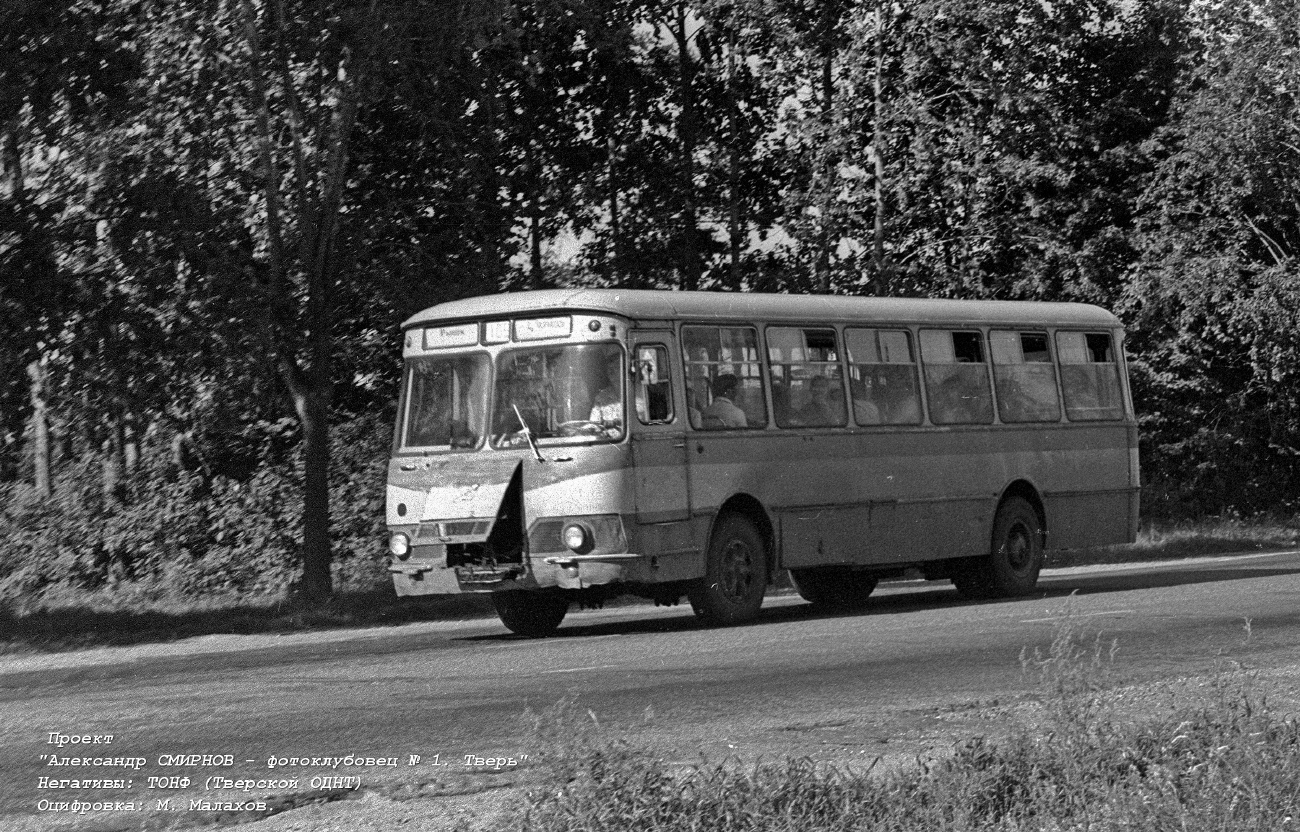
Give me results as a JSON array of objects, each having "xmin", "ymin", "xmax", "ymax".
[{"xmin": 4, "ymin": 550, "xmax": 1300, "ymax": 829}]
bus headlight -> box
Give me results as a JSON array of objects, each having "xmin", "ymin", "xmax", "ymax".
[
  {"xmin": 562, "ymin": 523, "xmax": 593, "ymax": 554},
  {"xmin": 388, "ymin": 532, "xmax": 411, "ymax": 559}
]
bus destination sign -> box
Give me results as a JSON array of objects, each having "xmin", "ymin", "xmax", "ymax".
[
  {"xmin": 514, "ymin": 316, "xmax": 572, "ymax": 341},
  {"xmin": 423, "ymin": 324, "xmax": 479, "ymax": 349}
]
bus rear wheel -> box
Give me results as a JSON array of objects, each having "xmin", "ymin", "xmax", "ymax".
[
  {"xmin": 951, "ymin": 497, "xmax": 1044, "ymax": 599},
  {"xmin": 988, "ymin": 497, "xmax": 1043, "ymax": 596},
  {"xmin": 492, "ymin": 590, "xmax": 569, "ymax": 637},
  {"xmin": 790, "ymin": 568, "xmax": 877, "ymax": 610},
  {"xmin": 689, "ymin": 514, "xmax": 767, "ymax": 625}
]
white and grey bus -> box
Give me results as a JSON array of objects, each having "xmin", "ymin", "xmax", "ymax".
[{"xmin": 386, "ymin": 290, "xmax": 1138, "ymax": 636}]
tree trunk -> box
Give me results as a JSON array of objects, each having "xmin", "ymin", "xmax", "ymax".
[
  {"xmin": 27, "ymin": 359, "xmax": 51, "ymax": 499},
  {"xmin": 123, "ymin": 411, "xmax": 139, "ymax": 472},
  {"xmin": 530, "ymin": 203, "xmax": 544, "ymax": 289},
  {"xmin": 2, "ymin": 119, "xmax": 21, "ymax": 199},
  {"xmin": 102, "ymin": 407, "xmax": 127, "ymax": 505},
  {"xmin": 727, "ymin": 29, "xmax": 744, "ymax": 291},
  {"xmin": 815, "ymin": 3, "xmax": 836, "ymax": 293},
  {"xmin": 729, "ymin": 144, "xmax": 744, "ymax": 291},
  {"xmin": 296, "ymin": 386, "xmax": 332, "ymax": 601},
  {"xmin": 673, "ymin": 3, "xmax": 701, "ymax": 291},
  {"xmin": 870, "ymin": 0, "xmax": 887, "ymax": 295},
  {"xmin": 607, "ymin": 135, "xmax": 622, "ymax": 283}
]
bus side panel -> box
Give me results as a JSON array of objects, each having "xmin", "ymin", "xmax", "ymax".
[
  {"xmin": 888, "ymin": 497, "xmax": 993, "ymax": 562},
  {"xmin": 1033, "ymin": 424, "xmax": 1136, "ymax": 549},
  {"xmin": 692, "ymin": 431, "xmax": 995, "ymax": 567},
  {"xmin": 778, "ymin": 498, "xmax": 990, "ymax": 567},
  {"xmin": 1043, "ymin": 490, "xmax": 1137, "ymax": 549},
  {"xmin": 624, "ymin": 520, "xmax": 705, "ymax": 582},
  {"xmin": 687, "ymin": 420, "xmax": 1134, "ymax": 568},
  {"xmin": 779, "ymin": 505, "xmax": 870, "ymax": 568}
]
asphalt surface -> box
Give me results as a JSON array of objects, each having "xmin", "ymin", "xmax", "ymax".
[{"xmin": 4, "ymin": 550, "xmax": 1300, "ymax": 830}]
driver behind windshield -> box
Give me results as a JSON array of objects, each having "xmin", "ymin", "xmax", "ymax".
[{"xmin": 588, "ymin": 350, "xmax": 624, "ymax": 436}]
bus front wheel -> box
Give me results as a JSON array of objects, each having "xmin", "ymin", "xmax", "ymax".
[
  {"xmin": 492, "ymin": 590, "xmax": 569, "ymax": 637},
  {"xmin": 689, "ymin": 514, "xmax": 768, "ymax": 625},
  {"xmin": 790, "ymin": 568, "xmax": 877, "ymax": 610}
]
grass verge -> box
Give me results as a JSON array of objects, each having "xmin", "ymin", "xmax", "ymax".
[
  {"xmin": 515, "ymin": 616, "xmax": 1300, "ymax": 832},
  {"xmin": 0, "ymin": 590, "xmax": 494, "ymax": 655},
  {"xmin": 1050, "ymin": 515, "xmax": 1300, "ymax": 567}
]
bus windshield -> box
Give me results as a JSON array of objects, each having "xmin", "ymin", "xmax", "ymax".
[
  {"xmin": 400, "ymin": 353, "xmax": 490, "ymax": 451},
  {"xmin": 491, "ymin": 343, "xmax": 625, "ymax": 447}
]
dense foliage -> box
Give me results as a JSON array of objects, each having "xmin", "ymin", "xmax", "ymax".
[{"xmin": 1, "ymin": 0, "xmax": 1297, "ymax": 606}]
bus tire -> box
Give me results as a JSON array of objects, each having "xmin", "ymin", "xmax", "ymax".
[
  {"xmin": 949, "ymin": 557, "xmax": 994, "ymax": 600},
  {"xmin": 987, "ymin": 496, "xmax": 1044, "ymax": 596},
  {"xmin": 688, "ymin": 514, "xmax": 767, "ymax": 625},
  {"xmin": 492, "ymin": 590, "xmax": 569, "ymax": 637},
  {"xmin": 790, "ymin": 568, "xmax": 877, "ymax": 610}
]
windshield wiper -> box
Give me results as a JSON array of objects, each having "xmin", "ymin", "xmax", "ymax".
[{"xmin": 512, "ymin": 404, "xmax": 544, "ymax": 463}]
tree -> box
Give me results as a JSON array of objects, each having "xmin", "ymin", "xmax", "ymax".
[{"xmin": 1127, "ymin": 0, "xmax": 1300, "ymax": 515}]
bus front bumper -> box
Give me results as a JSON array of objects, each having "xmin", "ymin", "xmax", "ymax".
[{"xmin": 389, "ymin": 552, "xmax": 646, "ymax": 596}]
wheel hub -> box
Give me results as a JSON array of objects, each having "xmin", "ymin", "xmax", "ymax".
[
  {"xmin": 720, "ymin": 540, "xmax": 753, "ymax": 601},
  {"xmin": 1005, "ymin": 522, "xmax": 1033, "ymax": 572}
]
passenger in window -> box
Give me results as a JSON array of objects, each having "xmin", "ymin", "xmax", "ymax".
[
  {"xmin": 796, "ymin": 375, "xmax": 843, "ymax": 426},
  {"xmin": 931, "ymin": 369, "xmax": 987, "ymax": 424},
  {"xmin": 685, "ymin": 379, "xmax": 704, "ymax": 428},
  {"xmin": 851, "ymin": 378, "xmax": 881, "ymax": 424},
  {"xmin": 700, "ymin": 374, "xmax": 747, "ymax": 428},
  {"xmin": 880, "ymin": 374, "xmax": 920, "ymax": 423}
]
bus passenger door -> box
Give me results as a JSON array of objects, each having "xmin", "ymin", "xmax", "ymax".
[{"xmin": 629, "ymin": 336, "xmax": 691, "ymax": 523}]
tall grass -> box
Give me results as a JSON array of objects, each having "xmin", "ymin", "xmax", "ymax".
[
  {"xmin": 1049, "ymin": 515, "xmax": 1300, "ymax": 567},
  {"xmin": 518, "ymin": 617, "xmax": 1300, "ymax": 832}
]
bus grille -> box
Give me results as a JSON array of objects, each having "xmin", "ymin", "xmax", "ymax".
[
  {"xmin": 528, "ymin": 520, "xmax": 566, "ymax": 554},
  {"xmin": 417, "ymin": 520, "xmax": 492, "ymax": 540}
]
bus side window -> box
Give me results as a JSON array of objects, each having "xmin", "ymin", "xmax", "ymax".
[
  {"xmin": 920, "ymin": 330, "xmax": 994, "ymax": 425},
  {"xmin": 634, "ymin": 345, "xmax": 674, "ymax": 425},
  {"xmin": 991, "ymin": 331, "xmax": 1061, "ymax": 423},
  {"xmin": 1057, "ymin": 331, "xmax": 1124, "ymax": 421},
  {"xmin": 682, "ymin": 325, "xmax": 768, "ymax": 429},
  {"xmin": 766, "ymin": 327, "xmax": 846, "ymax": 428},
  {"xmin": 844, "ymin": 328, "xmax": 922, "ymax": 425}
]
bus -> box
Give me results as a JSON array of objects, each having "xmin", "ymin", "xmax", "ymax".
[{"xmin": 386, "ymin": 290, "xmax": 1138, "ymax": 636}]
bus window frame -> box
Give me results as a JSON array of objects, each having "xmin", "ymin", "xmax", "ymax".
[
  {"xmin": 989, "ymin": 329, "xmax": 1063, "ymax": 425},
  {"xmin": 633, "ymin": 342, "xmax": 677, "ymax": 427},
  {"xmin": 764, "ymin": 324, "xmax": 848, "ymax": 429},
  {"xmin": 490, "ymin": 341, "xmax": 630, "ymax": 447},
  {"xmin": 843, "ymin": 326, "xmax": 924, "ymax": 428},
  {"xmin": 680, "ymin": 322, "xmax": 770, "ymax": 431},
  {"xmin": 1055, "ymin": 329, "xmax": 1126, "ymax": 423},
  {"xmin": 919, "ymin": 328, "xmax": 996, "ymax": 426},
  {"xmin": 394, "ymin": 350, "xmax": 492, "ymax": 455}
]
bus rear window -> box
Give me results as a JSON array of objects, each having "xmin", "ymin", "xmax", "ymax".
[
  {"xmin": 1056, "ymin": 332, "xmax": 1124, "ymax": 421},
  {"xmin": 400, "ymin": 353, "xmax": 490, "ymax": 451}
]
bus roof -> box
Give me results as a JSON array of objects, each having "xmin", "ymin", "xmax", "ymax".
[{"xmin": 403, "ymin": 289, "xmax": 1122, "ymax": 331}]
